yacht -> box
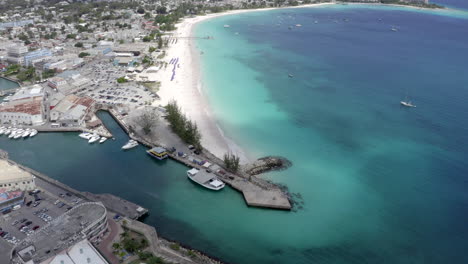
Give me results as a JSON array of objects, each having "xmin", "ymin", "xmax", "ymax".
[
  {"xmin": 296, "ymin": 24, "xmax": 302, "ymax": 27},
  {"xmin": 8, "ymin": 131, "xmax": 15, "ymax": 138},
  {"xmin": 223, "ymin": 24, "xmax": 230, "ymax": 28},
  {"xmin": 4, "ymin": 129, "xmax": 11, "ymax": 135},
  {"xmin": 79, "ymin": 132, "xmax": 93, "ymax": 139},
  {"xmin": 88, "ymin": 135, "xmax": 100, "ymax": 143},
  {"xmin": 122, "ymin": 139, "xmax": 139, "ymax": 150},
  {"xmin": 22, "ymin": 130, "xmax": 30, "ymax": 138},
  {"xmin": 187, "ymin": 168, "xmax": 225, "ymax": 191},
  {"xmin": 14, "ymin": 130, "xmax": 23, "ymax": 139},
  {"xmin": 29, "ymin": 129, "xmax": 38, "ymax": 137},
  {"xmin": 0, "ymin": 128, "xmax": 5, "ymax": 135},
  {"xmin": 99, "ymin": 137, "xmax": 107, "ymax": 144},
  {"xmin": 400, "ymin": 101, "xmax": 416, "ymax": 108}
]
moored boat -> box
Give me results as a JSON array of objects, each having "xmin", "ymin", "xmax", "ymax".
[
  {"xmin": 22, "ymin": 130, "xmax": 30, "ymax": 138},
  {"xmin": 400, "ymin": 101, "xmax": 416, "ymax": 108},
  {"xmin": 122, "ymin": 139, "xmax": 139, "ymax": 150},
  {"xmin": 29, "ymin": 129, "xmax": 38, "ymax": 137},
  {"xmin": 186, "ymin": 168, "xmax": 225, "ymax": 191},
  {"xmin": 99, "ymin": 137, "xmax": 107, "ymax": 144},
  {"xmin": 146, "ymin": 147, "xmax": 168, "ymax": 160},
  {"xmin": 79, "ymin": 132, "xmax": 93, "ymax": 139},
  {"xmin": 88, "ymin": 135, "xmax": 100, "ymax": 143}
]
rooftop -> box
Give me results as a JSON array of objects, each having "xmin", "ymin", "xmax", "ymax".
[
  {"xmin": 41, "ymin": 239, "xmax": 108, "ymax": 264},
  {"xmin": 0, "ymin": 100, "xmax": 42, "ymax": 115},
  {"xmin": 0, "ymin": 160, "xmax": 33, "ymax": 185},
  {"xmin": 14, "ymin": 202, "xmax": 107, "ymax": 263}
]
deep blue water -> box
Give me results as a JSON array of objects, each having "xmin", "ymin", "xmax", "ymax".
[{"xmin": 0, "ymin": 4, "xmax": 468, "ymax": 264}]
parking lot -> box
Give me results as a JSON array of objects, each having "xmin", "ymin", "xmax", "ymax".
[
  {"xmin": 75, "ymin": 60, "xmax": 157, "ymax": 107},
  {"xmin": 0, "ymin": 182, "xmax": 85, "ymax": 246}
]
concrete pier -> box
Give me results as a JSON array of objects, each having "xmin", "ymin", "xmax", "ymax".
[{"xmin": 105, "ymin": 108, "xmax": 292, "ymax": 210}]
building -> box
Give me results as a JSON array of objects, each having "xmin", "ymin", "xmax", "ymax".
[
  {"xmin": 24, "ymin": 48, "xmax": 52, "ymax": 67},
  {"xmin": 8, "ymin": 84, "xmax": 44, "ymax": 103},
  {"xmin": 0, "ymin": 100, "xmax": 44, "ymax": 126},
  {"xmin": 0, "ymin": 159, "xmax": 35, "ymax": 192},
  {"xmin": 12, "ymin": 202, "xmax": 108, "ymax": 264},
  {"xmin": 37, "ymin": 239, "xmax": 108, "ymax": 264},
  {"xmin": 47, "ymin": 77, "xmax": 67, "ymax": 90},
  {"xmin": 6, "ymin": 44, "xmax": 28, "ymax": 65},
  {"xmin": 50, "ymin": 95, "xmax": 94, "ymax": 127},
  {"xmin": 0, "ymin": 189, "xmax": 25, "ymax": 213}
]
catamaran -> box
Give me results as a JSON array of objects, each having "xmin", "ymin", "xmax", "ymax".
[{"xmin": 186, "ymin": 168, "xmax": 225, "ymax": 191}]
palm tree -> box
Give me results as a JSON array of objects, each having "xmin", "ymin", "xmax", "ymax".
[{"xmin": 112, "ymin": 242, "xmax": 121, "ymax": 252}]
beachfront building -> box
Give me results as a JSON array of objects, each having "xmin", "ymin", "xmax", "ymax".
[
  {"xmin": 0, "ymin": 159, "xmax": 35, "ymax": 192},
  {"xmin": 50, "ymin": 95, "xmax": 94, "ymax": 127}
]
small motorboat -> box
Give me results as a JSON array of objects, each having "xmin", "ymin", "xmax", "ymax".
[
  {"xmin": 400, "ymin": 101, "xmax": 416, "ymax": 108},
  {"xmin": 99, "ymin": 137, "xmax": 107, "ymax": 144},
  {"xmin": 88, "ymin": 135, "xmax": 100, "ymax": 143}
]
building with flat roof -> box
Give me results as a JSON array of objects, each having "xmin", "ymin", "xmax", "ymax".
[
  {"xmin": 0, "ymin": 100, "xmax": 44, "ymax": 126},
  {"xmin": 8, "ymin": 84, "xmax": 44, "ymax": 103},
  {"xmin": 0, "ymin": 159, "xmax": 35, "ymax": 192},
  {"xmin": 37, "ymin": 239, "xmax": 108, "ymax": 264},
  {"xmin": 50, "ymin": 95, "xmax": 94, "ymax": 127},
  {"xmin": 24, "ymin": 49, "xmax": 53, "ymax": 67},
  {"xmin": 12, "ymin": 202, "xmax": 108, "ymax": 264}
]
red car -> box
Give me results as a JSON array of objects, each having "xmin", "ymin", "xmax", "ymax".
[{"xmin": 32, "ymin": 225, "xmax": 40, "ymax": 230}]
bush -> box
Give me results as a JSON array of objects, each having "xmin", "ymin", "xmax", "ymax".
[
  {"xmin": 117, "ymin": 77, "xmax": 127, "ymax": 83},
  {"xmin": 78, "ymin": 52, "xmax": 90, "ymax": 58},
  {"xmin": 169, "ymin": 243, "xmax": 180, "ymax": 251},
  {"xmin": 74, "ymin": 42, "xmax": 83, "ymax": 48},
  {"xmin": 165, "ymin": 100, "xmax": 202, "ymax": 150}
]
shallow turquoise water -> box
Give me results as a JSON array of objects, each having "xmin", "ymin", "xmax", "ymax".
[{"xmin": 1, "ymin": 5, "xmax": 468, "ymax": 264}]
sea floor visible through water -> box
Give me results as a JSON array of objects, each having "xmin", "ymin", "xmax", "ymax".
[{"xmin": 1, "ymin": 4, "xmax": 468, "ymax": 264}]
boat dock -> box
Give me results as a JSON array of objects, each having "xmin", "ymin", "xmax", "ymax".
[{"xmin": 106, "ymin": 108, "xmax": 292, "ymax": 210}]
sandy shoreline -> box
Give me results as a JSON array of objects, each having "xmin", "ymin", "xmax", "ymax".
[
  {"xmin": 152, "ymin": 2, "xmax": 448, "ymax": 162},
  {"xmin": 153, "ymin": 3, "xmax": 334, "ymax": 162}
]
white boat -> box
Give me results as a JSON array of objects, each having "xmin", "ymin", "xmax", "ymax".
[
  {"xmin": 186, "ymin": 168, "xmax": 225, "ymax": 191},
  {"xmin": 0, "ymin": 129, "xmax": 4, "ymax": 135},
  {"xmin": 22, "ymin": 130, "xmax": 30, "ymax": 138},
  {"xmin": 79, "ymin": 132, "xmax": 93, "ymax": 139},
  {"xmin": 296, "ymin": 24, "xmax": 302, "ymax": 27},
  {"xmin": 391, "ymin": 26, "xmax": 398, "ymax": 32},
  {"xmin": 88, "ymin": 135, "xmax": 100, "ymax": 143},
  {"xmin": 14, "ymin": 131, "xmax": 23, "ymax": 139},
  {"xmin": 224, "ymin": 24, "xmax": 230, "ymax": 28},
  {"xmin": 99, "ymin": 137, "xmax": 107, "ymax": 144},
  {"xmin": 122, "ymin": 139, "xmax": 139, "ymax": 150},
  {"xmin": 29, "ymin": 129, "xmax": 38, "ymax": 137},
  {"xmin": 4, "ymin": 129, "xmax": 11, "ymax": 135},
  {"xmin": 400, "ymin": 101, "xmax": 416, "ymax": 108}
]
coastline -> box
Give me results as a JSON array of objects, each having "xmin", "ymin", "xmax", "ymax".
[
  {"xmin": 153, "ymin": 3, "xmax": 334, "ymax": 163},
  {"xmin": 152, "ymin": 1, "xmax": 455, "ymax": 163}
]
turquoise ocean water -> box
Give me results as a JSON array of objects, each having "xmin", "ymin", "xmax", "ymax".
[
  {"xmin": 0, "ymin": 4, "xmax": 468, "ymax": 264},
  {"xmin": 0, "ymin": 77, "xmax": 19, "ymax": 91}
]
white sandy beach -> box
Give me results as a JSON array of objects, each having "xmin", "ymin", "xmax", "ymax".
[{"xmin": 152, "ymin": 3, "xmax": 335, "ymax": 162}]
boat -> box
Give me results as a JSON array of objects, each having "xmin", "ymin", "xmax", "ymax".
[
  {"xmin": 79, "ymin": 132, "xmax": 93, "ymax": 139},
  {"xmin": 122, "ymin": 139, "xmax": 139, "ymax": 150},
  {"xmin": 4, "ymin": 129, "xmax": 11, "ymax": 135},
  {"xmin": 14, "ymin": 130, "xmax": 23, "ymax": 139},
  {"xmin": 99, "ymin": 137, "xmax": 107, "ymax": 144},
  {"xmin": 186, "ymin": 168, "xmax": 225, "ymax": 191},
  {"xmin": 391, "ymin": 26, "xmax": 398, "ymax": 32},
  {"xmin": 29, "ymin": 129, "xmax": 38, "ymax": 137},
  {"xmin": 288, "ymin": 74, "xmax": 294, "ymax": 78},
  {"xmin": 8, "ymin": 132, "xmax": 15, "ymax": 138},
  {"xmin": 296, "ymin": 24, "xmax": 302, "ymax": 27},
  {"xmin": 146, "ymin": 147, "xmax": 168, "ymax": 160},
  {"xmin": 88, "ymin": 135, "xmax": 100, "ymax": 143},
  {"xmin": 223, "ymin": 24, "xmax": 230, "ymax": 28},
  {"xmin": 400, "ymin": 101, "xmax": 416, "ymax": 108},
  {"xmin": 21, "ymin": 130, "xmax": 30, "ymax": 138},
  {"xmin": 0, "ymin": 128, "xmax": 4, "ymax": 135}
]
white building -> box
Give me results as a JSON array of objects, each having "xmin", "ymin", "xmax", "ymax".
[
  {"xmin": 39, "ymin": 239, "xmax": 108, "ymax": 264},
  {"xmin": 0, "ymin": 159, "xmax": 35, "ymax": 191},
  {"xmin": 0, "ymin": 100, "xmax": 44, "ymax": 126},
  {"xmin": 47, "ymin": 77, "xmax": 67, "ymax": 89}
]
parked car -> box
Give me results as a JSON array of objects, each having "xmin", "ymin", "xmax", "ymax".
[{"xmin": 32, "ymin": 225, "xmax": 40, "ymax": 230}]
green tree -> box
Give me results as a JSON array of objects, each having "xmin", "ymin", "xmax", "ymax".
[
  {"xmin": 74, "ymin": 42, "xmax": 83, "ymax": 48},
  {"xmin": 223, "ymin": 152, "xmax": 240, "ymax": 173},
  {"xmin": 78, "ymin": 52, "xmax": 90, "ymax": 58}
]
